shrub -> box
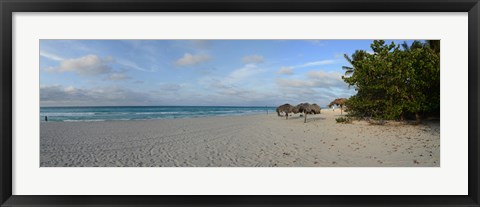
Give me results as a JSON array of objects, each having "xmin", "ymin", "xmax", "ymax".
[
  {"xmin": 336, "ymin": 117, "xmax": 352, "ymax": 124},
  {"xmin": 341, "ymin": 40, "xmax": 440, "ymax": 122}
]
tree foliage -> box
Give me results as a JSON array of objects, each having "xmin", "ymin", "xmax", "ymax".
[{"xmin": 342, "ymin": 40, "xmax": 440, "ymax": 122}]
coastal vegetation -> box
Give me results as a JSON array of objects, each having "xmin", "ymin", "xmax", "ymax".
[
  {"xmin": 341, "ymin": 40, "xmax": 440, "ymax": 123},
  {"xmin": 335, "ymin": 117, "xmax": 352, "ymax": 124}
]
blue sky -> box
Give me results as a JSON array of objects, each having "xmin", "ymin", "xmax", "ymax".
[{"xmin": 40, "ymin": 40, "xmax": 417, "ymax": 107}]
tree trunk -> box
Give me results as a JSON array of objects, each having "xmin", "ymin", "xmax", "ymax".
[
  {"xmin": 340, "ymin": 106, "xmax": 343, "ymax": 115},
  {"xmin": 400, "ymin": 112, "xmax": 405, "ymax": 121},
  {"xmin": 415, "ymin": 112, "xmax": 421, "ymax": 124},
  {"xmin": 304, "ymin": 113, "xmax": 307, "ymax": 123}
]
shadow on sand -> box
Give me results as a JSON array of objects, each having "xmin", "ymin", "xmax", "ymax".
[{"xmin": 280, "ymin": 115, "xmax": 326, "ymax": 122}]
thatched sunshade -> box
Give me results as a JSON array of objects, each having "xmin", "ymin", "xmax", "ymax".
[
  {"xmin": 311, "ymin": 104, "xmax": 322, "ymax": 114},
  {"xmin": 276, "ymin": 103, "xmax": 295, "ymax": 119},
  {"xmin": 296, "ymin": 103, "xmax": 322, "ymax": 123},
  {"xmin": 328, "ymin": 98, "xmax": 347, "ymax": 115}
]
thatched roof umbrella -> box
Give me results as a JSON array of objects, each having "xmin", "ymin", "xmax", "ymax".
[
  {"xmin": 329, "ymin": 98, "xmax": 347, "ymax": 115},
  {"xmin": 296, "ymin": 103, "xmax": 321, "ymax": 123},
  {"xmin": 311, "ymin": 104, "xmax": 322, "ymax": 114},
  {"xmin": 276, "ymin": 103, "xmax": 295, "ymax": 119}
]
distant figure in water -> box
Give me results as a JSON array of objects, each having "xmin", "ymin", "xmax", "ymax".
[{"xmin": 45, "ymin": 116, "xmax": 48, "ymax": 122}]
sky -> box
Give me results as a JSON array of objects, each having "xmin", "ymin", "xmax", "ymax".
[{"xmin": 40, "ymin": 39, "xmax": 416, "ymax": 107}]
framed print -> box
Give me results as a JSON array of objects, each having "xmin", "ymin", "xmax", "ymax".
[{"xmin": 1, "ymin": 0, "xmax": 479, "ymax": 206}]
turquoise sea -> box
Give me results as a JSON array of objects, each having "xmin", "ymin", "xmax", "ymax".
[{"xmin": 40, "ymin": 106, "xmax": 276, "ymax": 122}]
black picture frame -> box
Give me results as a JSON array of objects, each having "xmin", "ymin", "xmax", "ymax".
[{"xmin": 1, "ymin": 0, "xmax": 479, "ymax": 206}]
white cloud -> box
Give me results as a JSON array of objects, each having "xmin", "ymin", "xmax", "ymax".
[
  {"xmin": 305, "ymin": 40, "xmax": 323, "ymax": 46},
  {"xmin": 175, "ymin": 53, "xmax": 211, "ymax": 66},
  {"xmin": 295, "ymin": 59, "xmax": 335, "ymax": 68},
  {"xmin": 40, "ymin": 51, "xmax": 64, "ymax": 61},
  {"xmin": 107, "ymin": 73, "xmax": 129, "ymax": 81},
  {"xmin": 116, "ymin": 59, "xmax": 154, "ymax": 72},
  {"xmin": 226, "ymin": 64, "xmax": 261, "ymax": 84},
  {"xmin": 197, "ymin": 78, "xmax": 281, "ymax": 106},
  {"xmin": 191, "ymin": 40, "xmax": 211, "ymax": 49},
  {"xmin": 307, "ymin": 70, "xmax": 343, "ymax": 81},
  {"xmin": 277, "ymin": 71, "xmax": 345, "ymax": 89},
  {"xmin": 196, "ymin": 64, "xmax": 273, "ymax": 104},
  {"xmin": 276, "ymin": 79, "xmax": 316, "ymax": 88},
  {"xmin": 44, "ymin": 54, "xmax": 112, "ymax": 76},
  {"xmin": 43, "ymin": 54, "xmax": 136, "ymax": 81},
  {"xmin": 277, "ymin": 66, "xmax": 293, "ymax": 75},
  {"xmin": 242, "ymin": 55, "xmax": 264, "ymax": 64},
  {"xmin": 275, "ymin": 70, "xmax": 355, "ymax": 106},
  {"xmin": 158, "ymin": 83, "xmax": 182, "ymax": 91},
  {"xmin": 40, "ymin": 85, "xmax": 154, "ymax": 106},
  {"xmin": 276, "ymin": 59, "xmax": 336, "ymax": 75}
]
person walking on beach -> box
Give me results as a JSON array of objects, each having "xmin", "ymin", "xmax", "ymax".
[{"xmin": 45, "ymin": 116, "xmax": 48, "ymax": 122}]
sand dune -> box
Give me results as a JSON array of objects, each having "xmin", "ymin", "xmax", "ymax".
[{"xmin": 40, "ymin": 109, "xmax": 440, "ymax": 167}]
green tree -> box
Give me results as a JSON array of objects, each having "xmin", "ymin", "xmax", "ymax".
[
  {"xmin": 342, "ymin": 50, "xmax": 368, "ymax": 76},
  {"xmin": 342, "ymin": 40, "xmax": 440, "ymax": 123}
]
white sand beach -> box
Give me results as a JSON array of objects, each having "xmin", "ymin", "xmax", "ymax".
[{"xmin": 40, "ymin": 109, "xmax": 440, "ymax": 167}]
